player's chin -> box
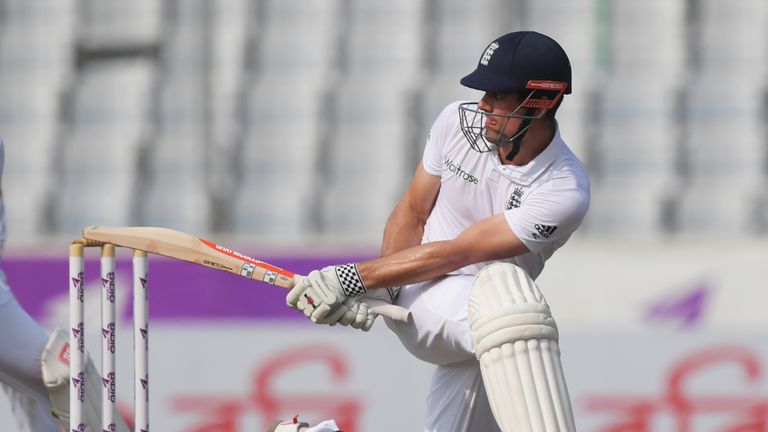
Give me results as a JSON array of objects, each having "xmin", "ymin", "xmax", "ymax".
[{"xmin": 483, "ymin": 129, "xmax": 504, "ymax": 145}]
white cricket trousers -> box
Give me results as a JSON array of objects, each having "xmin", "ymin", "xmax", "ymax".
[
  {"xmin": 0, "ymin": 279, "xmax": 60, "ymax": 432},
  {"xmin": 385, "ymin": 275, "xmax": 501, "ymax": 432}
]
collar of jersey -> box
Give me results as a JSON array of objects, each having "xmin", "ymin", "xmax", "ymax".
[{"xmin": 491, "ymin": 123, "xmax": 563, "ymax": 185}]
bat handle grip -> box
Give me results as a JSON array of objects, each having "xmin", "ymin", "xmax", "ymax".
[{"xmin": 363, "ymin": 298, "xmax": 411, "ymax": 323}]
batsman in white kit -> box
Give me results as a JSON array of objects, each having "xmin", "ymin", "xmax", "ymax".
[{"xmin": 287, "ymin": 31, "xmax": 590, "ymax": 431}]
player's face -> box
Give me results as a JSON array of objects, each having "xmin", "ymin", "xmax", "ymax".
[{"xmin": 477, "ymin": 92, "xmax": 524, "ymax": 143}]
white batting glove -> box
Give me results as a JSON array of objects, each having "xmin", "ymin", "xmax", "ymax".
[
  {"xmin": 286, "ymin": 263, "xmax": 368, "ymax": 323},
  {"xmin": 364, "ymin": 286, "xmax": 400, "ymax": 305},
  {"xmin": 325, "ymin": 286, "xmax": 399, "ymax": 331},
  {"xmin": 314, "ymin": 296, "xmax": 377, "ymax": 331}
]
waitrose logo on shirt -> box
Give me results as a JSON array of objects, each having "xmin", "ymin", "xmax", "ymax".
[{"xmin": 444, "ymin": 157, "xmax": 480, "ymax": 185}]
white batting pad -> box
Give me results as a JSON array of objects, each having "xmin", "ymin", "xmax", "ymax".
[{"xmin": 469, "ymin": 263, "xmax": 576, "ymax": 432}]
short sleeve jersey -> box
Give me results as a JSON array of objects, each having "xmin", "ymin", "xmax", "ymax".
[{"xmin": 421, "ymin": 102, "xmax": 590, "ymax": 279}]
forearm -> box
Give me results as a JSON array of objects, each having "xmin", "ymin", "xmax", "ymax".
[
  {"xmin": 361, "ymin": 240, "xmax": 467, "ymax": 289},
  {"xmin": 361, "ymin": 214, "xmax": 530, "ymax": 290}
]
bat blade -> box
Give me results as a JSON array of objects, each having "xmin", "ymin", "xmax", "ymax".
[
  {"xmin": 81, "ymin": 226, "xmax": 410, "ymax": 322},
  {"xmin": 83, "ymin": 226, "xmax": 294, "ymax": 288}
]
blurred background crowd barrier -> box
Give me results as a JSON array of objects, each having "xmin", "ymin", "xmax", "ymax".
[
  {"xmin": 1, "ymin": 0, "xmax": 766, "ymax": 244},
  {"xmin": 1, "ymin": 1, "xmax": 767, "ymax": 430}
]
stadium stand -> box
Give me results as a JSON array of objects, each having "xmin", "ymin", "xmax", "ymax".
[
  {"xmin": 231, "ymin": 76, "xmax": 326, "ymax": 236},
  {"xmin": 54, "ymin": 60, "xmax": 155, "ymax": 233},
  {"xmin": 0, "ymin": 0, "xmax": 765, "ymax": 243},
  {"xmin": 0, "ymin": 0, "xmax": 76, "ymax": 236},
  {"xmin": 321, "ymin": 76, "xmax": 414, "ymax": 237}
]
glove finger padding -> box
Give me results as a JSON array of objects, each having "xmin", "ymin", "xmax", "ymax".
[
  {"xmin": 338, "ymin": 297, "xmax": 361, "ymax": 326},
  {"xmin": 286, "ymin": 275, "xmax": 308, "ymax": 309},
  {"xmin": 315, "ymin": 300, "xmax": 354, "ymax": 326},
  {"xmin": 286, "ymin": 274, "xmax": 333, "ymax": 321},
  {"xmin": 350, "ymin": 301, "xmax": 369, "ymax": 330},
  {"xmin": 305, "ymin": 270, "xmax": 341, "ymax": 322},
  {"xmin": 337, "ymin": 300, "xmax": 376, "ymax": 331},
  {"xmin": 363, "ymin": 312, "xmax": 377, "ymax": 331},
  {"xmin": 292, "ymin": 282, "xmax": 320, "ymax": 319}
]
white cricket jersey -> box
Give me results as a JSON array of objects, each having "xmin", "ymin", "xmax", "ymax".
[{"xmin": 421, "ymin": 102, "xmax": 590, "ymax": 279}]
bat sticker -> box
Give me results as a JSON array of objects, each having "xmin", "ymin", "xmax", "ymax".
[
  {"xmin": 263, "ymin": 270, "xmax": 278, "ymax": 284},
  {"xmin": 203, "ymin": 259, "xmax": 235, "ymax": 272},
  {"xmin": 241, "ymin": 262, "xmax": 256, "ymax": 278},
  {"xmin": 200, "ymin": 239, "xmax": 294, "ymax": 279}
]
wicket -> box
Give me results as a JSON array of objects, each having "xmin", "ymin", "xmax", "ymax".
[{"xmin": 69, "ymin": 241, "xmax": 149, "ymax": 431}]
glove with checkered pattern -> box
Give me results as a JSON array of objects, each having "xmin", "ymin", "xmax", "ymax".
[{"xmin": 286, "ymin": 263, "xmax": 368, "ymax": 324}]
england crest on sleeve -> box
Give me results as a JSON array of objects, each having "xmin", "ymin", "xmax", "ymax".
[{"xmin": 506, "ymin": 187, "xmax": 525, "ymax": 209}]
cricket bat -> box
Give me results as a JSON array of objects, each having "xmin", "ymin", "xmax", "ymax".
[{"xmin": 81, "ymin": 226, "xmax": 410, "ymax": 322}]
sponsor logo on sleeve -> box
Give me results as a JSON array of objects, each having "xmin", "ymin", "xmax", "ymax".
[{"xmin": 531, "ymin": 224, "xmax": 557, "ymax": 239}]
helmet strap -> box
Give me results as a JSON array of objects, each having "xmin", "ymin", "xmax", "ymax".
[{"xmin": 504, "ymin": 109, "xmax": 535, "ymax": 161}]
